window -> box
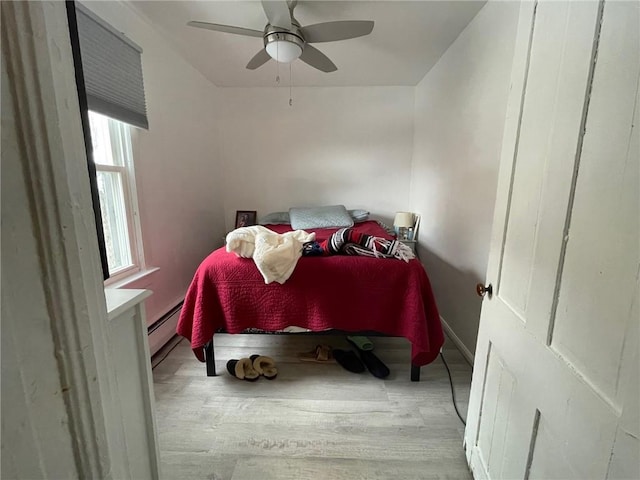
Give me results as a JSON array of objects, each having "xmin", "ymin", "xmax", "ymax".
[{"xmin": 88, "ymin": 111, "xmax": 143, "ymax": 280}]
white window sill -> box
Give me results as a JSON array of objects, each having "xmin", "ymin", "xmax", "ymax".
[
  {"xmin": 104, "ymin": 288, "xmax": 152, "ymax": 321},
  {"xmin": 105, "ymin": 266, "xmax": 160, "ymax": 289}
]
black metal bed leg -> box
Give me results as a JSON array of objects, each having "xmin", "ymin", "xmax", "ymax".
[
  {"xmin": 205, "ymin": 341, "xmax": 216, "ymax": 376},
  {"xmin": 411, "ymin": 364, "xmax": 421, "ymax": 382}
]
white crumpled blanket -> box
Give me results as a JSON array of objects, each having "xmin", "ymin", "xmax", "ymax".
[{"xmin": 225, "ymin": 225, "xmax": 315, "ymax": 284}]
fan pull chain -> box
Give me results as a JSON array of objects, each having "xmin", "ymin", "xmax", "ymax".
[
  {"xmin": 289, "ymin": 63, "xmax": 293, "ymax": 106},
  {"xmin": 275, "ymin": 41, "xmax": 280, "ymax": 84}
]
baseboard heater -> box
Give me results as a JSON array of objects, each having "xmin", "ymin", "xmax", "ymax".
[
  {"xmin": 148, "ymin": 301, "xmax": 183, "ymax": 335},
  {"xmin": 148, "ymin": 301, "xmax": 183, "ymax": 356}
]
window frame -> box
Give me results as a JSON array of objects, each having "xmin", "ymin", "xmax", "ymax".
[{"xmin": 89, "ymin": 111, "xmax": 145, "ymax": 285}]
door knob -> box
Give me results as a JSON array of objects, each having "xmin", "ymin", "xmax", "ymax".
[{"xmin": 476, "ymin": 283, "xmax": 493, "ymax": 298}]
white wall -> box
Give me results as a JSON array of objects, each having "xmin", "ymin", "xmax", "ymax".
[
  {"xmin": 82, "ymin": 1, "xmax": 226, "ymax": 343},
  {"xmin": 410, "ymin": 1, "xmax": 519, "ymax": 357},
  {"xmin": 220, "ymin": 87, "xmax": 415, "ymax": 228}
]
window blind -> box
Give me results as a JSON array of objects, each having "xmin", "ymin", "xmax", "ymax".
[
  {"xmin": 66, "ymin": 1, "xmax": 110, "ymax": 280},
  {"xmin": 75, "ymin": 3, "xmax": 148, "ymax": 129}
]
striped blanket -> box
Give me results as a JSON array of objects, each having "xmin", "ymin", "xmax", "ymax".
[{"xmin": 303, "ymin": 227, "xmax": 415, "ymax": 262}]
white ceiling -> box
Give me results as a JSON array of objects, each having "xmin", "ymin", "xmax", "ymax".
[{"xmin": 131, "ymin": 1, "xmax": 486, "ymax": 87}]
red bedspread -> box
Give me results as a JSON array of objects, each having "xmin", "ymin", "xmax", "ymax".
[{"xmin": 177, "ymin": 221, "xmax": 444, "ymax": 366}]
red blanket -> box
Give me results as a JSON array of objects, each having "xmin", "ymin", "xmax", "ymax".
[{"xmin": 177, "ymin": 221, "xmax": 444, "ymax": 366}]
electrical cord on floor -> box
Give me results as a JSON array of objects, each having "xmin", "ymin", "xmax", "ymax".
[{"xmin": 440, "ymin": 351, "xmax": 467, "ymax": 426}]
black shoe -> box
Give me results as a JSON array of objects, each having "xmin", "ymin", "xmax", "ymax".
[
  {"xmin": 333, "ymin": 349, "xmax": 366, "ymax": 373},
  {"xmin": 358, "ymin": 350, "xmax": 390, "ymax": 379},
  {"xmin": 346, "ymin": 337, "xmax": 390, "ymax": 379}
]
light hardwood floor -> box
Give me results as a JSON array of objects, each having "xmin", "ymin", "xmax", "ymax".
[{"xmin": 152, "ymin": 334, "xmax": 473, "ymax": 480}]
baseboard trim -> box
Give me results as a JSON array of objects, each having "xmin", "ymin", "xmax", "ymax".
[
  {"xmin": 440, "ymin": 316, "xmax": 475, "ymax": 366},
  {"xmin": 151, "ymin": 334, "xmax": 182, "ymax": 368},
  {"xmin": 148, "ymin": 301, "xmax": 183, "ymax": 334},
  {"xmin": 148, "ymin": 303, "xmax": 182, "ymax": 356}
]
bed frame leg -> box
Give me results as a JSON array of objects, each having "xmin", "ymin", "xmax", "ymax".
[
  {"xmin": 411, "ymin": 364, "xmax": 421, "ymax": 382},
  {"xmin": 205, "ymin": 341, "xmax": 216, "ymax": 376}
]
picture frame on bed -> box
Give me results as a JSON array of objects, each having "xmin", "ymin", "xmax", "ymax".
[{"xmin": 235, "ymin": 210, "xmax": 257, "ymax": 228}]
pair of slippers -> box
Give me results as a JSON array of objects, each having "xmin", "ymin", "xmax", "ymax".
[
  {"xmin": 334, "ymin": 336, "xmax": 390, "ymax": 379},
  {"xmin": 226, "ymin": 355, "xmax": 278, "ymax": 381}
]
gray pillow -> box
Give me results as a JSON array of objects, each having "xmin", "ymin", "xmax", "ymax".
[
  {"xmin": 349, "ymin": 209, "xmax": 370, "ymax": 222},
  {"xmin": 259, "ymin": 211, "xmax": 290, "ymax": 225},
  {"xmin": 289, "ymin": 205, "xmax": 354, "ymax": 230}
]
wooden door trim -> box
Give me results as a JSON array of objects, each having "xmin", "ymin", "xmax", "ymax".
[{"xmin": 1, "ymin": 2, "xmax": 156, "ymax": 477}]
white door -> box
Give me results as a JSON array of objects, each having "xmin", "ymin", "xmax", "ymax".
[{"xmin": 465, "ymin": 1, "xmax": 639, "ymax": 479}]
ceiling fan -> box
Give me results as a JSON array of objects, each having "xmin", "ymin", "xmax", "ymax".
[{"xmin": 187, "ymin": 0, "xmax": 374, "ymax": 73}]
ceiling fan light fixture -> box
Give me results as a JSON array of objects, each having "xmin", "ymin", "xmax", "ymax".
[
  {"xmin": 264, "ymin": 31, "xmax": 304, "ymax": 63},
  {"xmin": 266, "ymin": 40, "xmax": 302, "ymax": 63},
  {"xmin": 188, "ymin": 1, "xmax": 375, "ymax": 73}
]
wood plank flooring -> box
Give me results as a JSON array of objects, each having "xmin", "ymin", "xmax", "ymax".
[{"xmin": 152, "ymin": 334, "xmax": 473, "ymax": 480}]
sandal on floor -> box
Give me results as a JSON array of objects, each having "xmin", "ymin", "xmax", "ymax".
[
  {"xmin": 250, "ymin": 355, "xmax": 278, "ymax": 380},
  {"xmin": 298, "ymin": 344, "xmax": 335, "ymax": 363},
  {"xmin": 333, "ymin": 349, "xmax": 366, "ymax": 373},
  {"xmin": 226, "ymin": 358, "xmax": 260, "ymax": 381}
]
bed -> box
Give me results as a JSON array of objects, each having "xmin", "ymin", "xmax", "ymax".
[{"xmin": 177, "ymin": 220, "xmax": 444, "ymax": 381}]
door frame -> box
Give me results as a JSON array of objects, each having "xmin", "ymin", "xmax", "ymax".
[{"xmin": 2, "ymin": 1, "xmax": 144, "ymax": 476}]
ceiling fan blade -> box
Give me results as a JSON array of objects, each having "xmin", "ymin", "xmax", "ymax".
[
  {"xmin": 246, "ymin": 49, "xmax": 272, "ymax": 70},
  {"xmin": 301, "ymin": 21, "xmax": 374, "ymax": 43},
  {"xmin": 299, "ymin": 44, "xmax": 337, "ymax": 73},
  {"xmin": 261, "ymin": 0, "xmax": 291, "ymax": 30},
  {"xmin": 187, "ymin": 21, "xmax": 264, "ymax": 38}
]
